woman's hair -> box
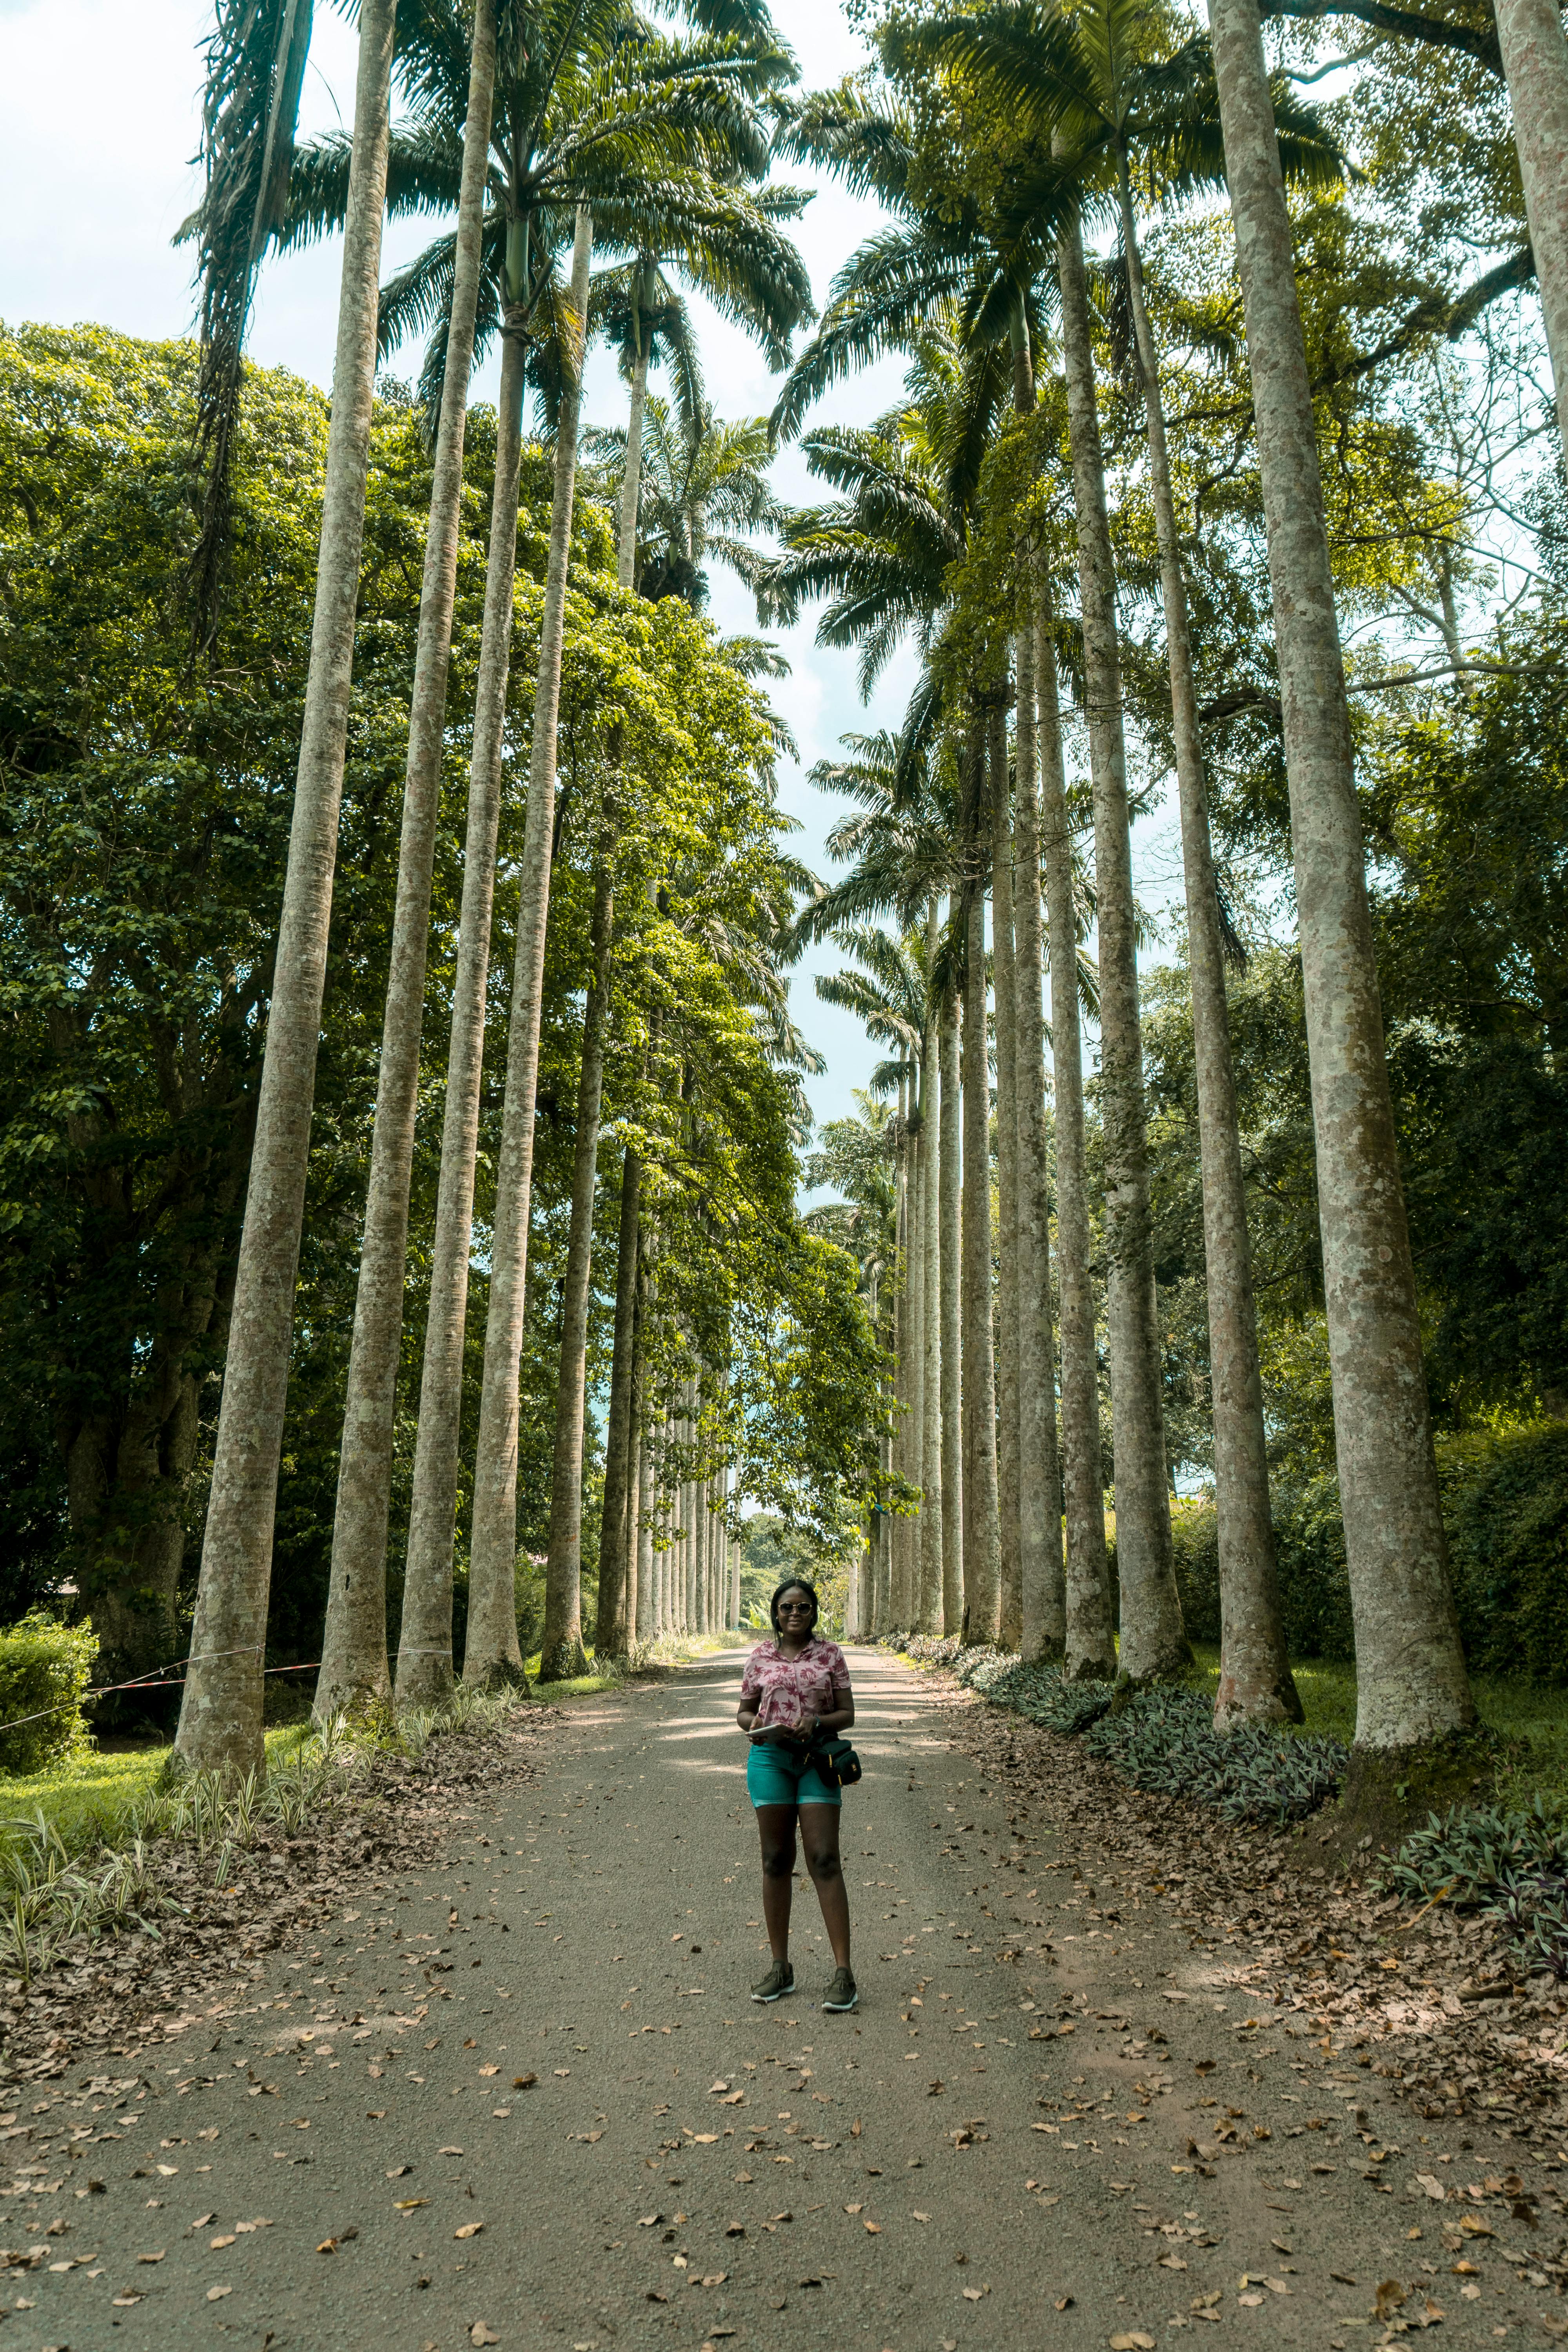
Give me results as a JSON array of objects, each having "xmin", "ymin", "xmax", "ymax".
[{"xmin": 769, "ymin": 1577, "xmax": 820, "ymax": 1631}]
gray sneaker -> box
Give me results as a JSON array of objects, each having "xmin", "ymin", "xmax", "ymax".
[
  {"xmin": 821, "ymin": 1965, "xmax": 858, "ymax": 2012},
  {"xmin": 751, "ymin": 1956, "xmax": 795, "ymax": 2004}
]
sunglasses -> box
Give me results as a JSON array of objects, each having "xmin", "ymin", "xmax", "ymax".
[{"xmin": 776, "ymin": 1599, "xmax": 815, "ymax": 1614}]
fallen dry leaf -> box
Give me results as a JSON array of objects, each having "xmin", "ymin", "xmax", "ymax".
[
  {"xmin": 1109, "ymin": 2333, "xmax": 1154, "ymax": 2348},
  {"xmin": 207, "ymin": 2283, "xmax": 231, "ymax": 2301},
  {"xmin": 137, "ymin": 2250, "xmax": 165, "ymax": 2264},
  {"xmin": 1375, "ymin": 2281, "xmax": 1407, "ymax": 2320},
  {"xmin": 513, "ymin": 2075, "xmax": 537, "ymax": 2090},
  {"xmin": 471, "ymin": 2328, "xmax": 500, "ymax": 2348},
  {"xmin": 456, "ymin": 2222, "xmax": 484, "ymax": 2240},
  {"xmin": 394, "ymin": 2198, "xmax": 428, "ymax": 2212}
]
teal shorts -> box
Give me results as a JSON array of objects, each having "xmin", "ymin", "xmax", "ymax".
[{"xmin": 746, "ymin": 1739, "xmax": 842, "ymax": 1810}]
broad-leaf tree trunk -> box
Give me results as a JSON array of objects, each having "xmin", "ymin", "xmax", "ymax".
[
  {"xmin": 593, "ymin": 1140, "xmax": 641, "ymax": 1659},
  {"xmin": 990, "ymin": 703, "xmax": 1024, "ymax": 1651},
  {"xmin": 1492, "ymin": 0, "xmax": 1568, "ymax": 459},
  {"xmin": 918, "ymin": 930, "xmax": 944, "ymax": 1635},
  {"xmin": 1013, "ymin": 603, "xmax": 1067, "ymax": 1663},
  {"xmin": 317, "ymin": 0, "xmax": 497, "ymax": 1722},
  {"xmin": 466, "ymin": 205, "xmax": 595, "ymax": 1686},
  {"xmin": 1115, "ymin": 154, "xmax": 1299, "ymax": 1728},
  {"xmin": 1037, "ymin": 592, "xmax": 1115, "ymax": 1680},
  {"xmin": 961, "ymin": 758, "xmax": 1002, "ymax": 1644},
  {"xmin": 396, "ymin": 321, "xmax": 528, "ymax": 1712},
  {"xmin": 938, "ymin": 972, "xmax": 964, "ymax": 1633},
  {"xmin": 539, "ymin": 861, "xmax": 614, "ymax": 1681},
  {"xmin": 175, "ymin": 0, "xmax": 398, "ymax": 1779},
  {"xmin": 1208, "ymin": 0, "xmax": 1474, "ymax": 1813},
  {"xmin": 633, "ymin": 1284, "xmax": 654, "ymax": 1648},
  {"xmin": 1056, "ymin": 202, "xmax": 1189, "ymax": 1688}
]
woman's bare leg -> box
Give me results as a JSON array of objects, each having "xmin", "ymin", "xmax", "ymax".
[
  {"xmin": 799, "ymin": 1805, "xmax": 851, "ymax": 1969},
  {"xmin": 756, "ymin": 1803, "xmax": 798, "ymax": 1962}
]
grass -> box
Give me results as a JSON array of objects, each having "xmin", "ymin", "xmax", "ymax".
[
  {"xmin": 0, "ymin": 1725, "xmax": 319, "ymax": 1858},
  {"xmin": 1184, "ymin": 1644, "xmax": 1568, "ymax": 1811}
]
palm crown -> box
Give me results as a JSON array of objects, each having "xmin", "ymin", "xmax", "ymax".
[{"xmin": 274, "ymin": 0, "xmax": 812, "ymax": 431}]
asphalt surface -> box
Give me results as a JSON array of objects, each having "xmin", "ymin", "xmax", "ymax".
[{"xmin": 0, "ymin": 1645, "xmax": 1543, "ymax": 2351}]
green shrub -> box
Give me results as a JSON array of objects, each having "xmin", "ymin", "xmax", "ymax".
[
  {"xmin": 0, "ymin": 1613, "xmax": 99, "ymax": 1775},
  {"xmin": 1123, "ymin": 1423, "xmax": 1568, "ymax": 1681}
]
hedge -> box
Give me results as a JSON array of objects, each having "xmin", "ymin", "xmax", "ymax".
[
  {"xmin": 0, "ymin": 1613, "xmax": 99, "ymax": 1775},
  {"xmin": 1114, "ymin": 1421, "xmax": 1568, "ymax": 1678}
]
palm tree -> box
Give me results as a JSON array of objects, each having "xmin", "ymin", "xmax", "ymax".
[
  {"xmin": 537, "ymin": 858, "xmax": 616, "ymax": 1682},
  {"xmin": 278, "ymin": 0, "xmax": 805, "ymax": 1702},
  {"xmin": 989, "ymin": 700, "xmax": 1024, "ymax": 1649},
  {"xmin": 174, "ymin": 0, "xmax": 400, "ymax": 1781},
  {"xmin": 1205, "ymin": 0, "xmax": 1474, "ymax": 1817},
  {"xmin": 1036, "ymin": 572, "xmax": 1116, "ymax": 1678},
  {"xmin": 594, "ymin": 260, "xmax": 704, "ymax": 587},
  {"xmin": 316, "ymin": 0, "xmax": 500, "ymax": 1724},
  {"xmin": 183, "ymin": 0, "xmax": 316, "ymax": 652},
  {"xmin": 588, "ymin": 397, "xmax": 791, "ymax": 606}
]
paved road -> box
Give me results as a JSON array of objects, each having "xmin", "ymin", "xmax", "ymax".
[{"xmin": 1, "ymin": 1647, "xmax": 1536, "ymax": 2350}]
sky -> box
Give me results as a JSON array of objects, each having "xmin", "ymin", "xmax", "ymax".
[{"xmin": 0, "ymin": 0, "xmax": 1189, "ymax": 1151}]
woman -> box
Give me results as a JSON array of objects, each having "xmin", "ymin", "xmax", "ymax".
[{"xmin": 736, "ymin": 1577, "xmax": 857, "ymax": 2011}]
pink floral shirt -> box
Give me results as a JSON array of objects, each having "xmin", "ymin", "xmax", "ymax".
[{"xmin": 740, "ymin": 1635, "xmax": 851, "ymax": 1733}]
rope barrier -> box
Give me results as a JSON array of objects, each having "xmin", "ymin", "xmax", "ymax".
[{"xmin": 0, "ymin": 1649, "xmax": 323, "ymax": 1738}]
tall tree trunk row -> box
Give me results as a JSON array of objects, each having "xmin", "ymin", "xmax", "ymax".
[
  {"xmin": 396, "ymin": 317, "xmax": 530, "ymax": 1711},
  {"xmin": 1115, "ymin": 158, "xmax": 1300, "ymax": 1728},
  {"xmin": 316, "ymin": 0, "xmax": 498, "ymax": 1723},
  {"xmin": 466, "ymin": 206, "xmax": 595, "ymax": 1687},
  {"xmin": 1036, "ymin": 593, "xmax": 1116, "ymax": 1681},
  {"xmin": 1056, "ymin": 201, "xmax": 1188, "ymax": 1688}
]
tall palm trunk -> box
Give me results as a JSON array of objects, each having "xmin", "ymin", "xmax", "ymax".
[
  {"xmin": 619, "ymin": 271, "xmax": 651, "ymax": 590},
  {"xmin": 961, "ymin": 752, "xmax": 1003, "ymax": 1642},
  {"xmin": 1013, "ymin": 603, "xmax": 1066, "ymax": 1663},
  {"xmin": 1491, "ymin": 0, "xmax": 1568, "ymax": 458},
  {"xmin": 1115, "ymin": 156, "xmax": 1299, "ymax": 1728},
  {"xmin": 175, "ymin": 0, "xmax": 398, "ymax": 1779},
  {"xmin": 918, "ymin": 927, "xmax": 944, "ymax": 1635},
  {"xmin": 539, "ymin": 862, "xmax": 615, "ymax": 1681},
  {"xmin": 892, "ymin": 1078, "xmax": 911, "ymax": 1625},
  {"xmin": 1207, "ymin": 0, "xmax": 1474, "ymax": 1811},
  {"xmin": 989, "ymin": 703, "xmax": 1024, "ymax": 1651},
  {"xmin": 1056, "ymin": 202, "xmax": 1188, "ymax": 1688},
  {"xmin": 396, "ymin": 318, "xmax": 529, "ymax": 1711},
  {"xmin": 1037, "ymin": 592, "xmax": 1115, "ymax": 1680},
  {"xmin": 594, "ymin": 1142, "xmax": 641, "ymax": 1658},
  {"xmin": 466, "ymin": 206, "xmax": 595, "ymax": 1686},
  {"xmin": 938, "ymin": 975, "xmax": 964, "ymax": 1633},
  {"xmin": 316, "ymin": 0, "xmax": 497, "ymax": 1722},
  {"xmin": 907, "ymin": 1087, "xmax": 926, "ymax": 1627}
]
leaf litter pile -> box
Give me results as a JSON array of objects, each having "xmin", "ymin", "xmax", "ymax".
[
  {"xmin": 920, "ymin": 1658, "xmax": 1568, "ymax": 2328},
  {"xmin": 0, "ymin": 1704, "xmax": 548, "ymax": 2086}
]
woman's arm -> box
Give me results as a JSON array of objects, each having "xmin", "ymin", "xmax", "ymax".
[
  {"xmin": 736, "ymin": 1700, "xmax": 759, "ymax": 1732},
  {"xmin": 801, "ymin": 1688, "xmax": 854, "ymax": 1740}
]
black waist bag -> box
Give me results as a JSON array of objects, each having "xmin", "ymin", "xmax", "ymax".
[{"xmin": 809, "ymin": 1733, "xmax": 863, "ymax": 1788}]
